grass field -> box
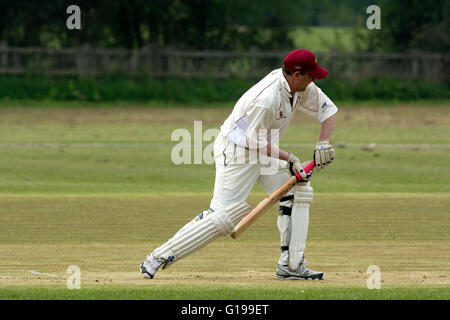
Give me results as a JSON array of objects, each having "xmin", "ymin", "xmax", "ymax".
[{"xmin": 0, "ymin": 104, "xmax": 449, "ymax": 300}]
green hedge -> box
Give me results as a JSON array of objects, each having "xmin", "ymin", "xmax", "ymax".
[{"xmin": 0, "ymin": 75, "xmax": 448, "ymax": 104}]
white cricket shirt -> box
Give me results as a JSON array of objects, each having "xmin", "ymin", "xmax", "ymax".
[{"xmin": 220, "ymin": 68, "xmax": 338, "ymax": 149}]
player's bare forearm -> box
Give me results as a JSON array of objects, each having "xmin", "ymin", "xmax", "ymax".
[
  {"xmin": 258, "ymin": 113, "xmax": 337, "ymax": 162},
  {"xmin": 258, "ymin": 143, "xmax": 290, "ymax": 161},
  {"xmin": 319, "ymin": 114, "xmax": 336, "ymax": 141}
]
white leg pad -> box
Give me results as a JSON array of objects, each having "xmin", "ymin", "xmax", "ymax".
[
  {"xmin": 153, "ymin": 201, "xmax": 252, "ymax": 267},
  {"xmin": 288, "ymin": 182, "xmax": 313, "ymax": 270}
]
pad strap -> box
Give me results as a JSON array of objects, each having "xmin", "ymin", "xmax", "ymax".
[
  {"xmin": 279, "ymin": 195, "xmax": 294, "ymax": 202},
  {"xmin": 278, "ymin": 206, "xmax": 292, "ymax": 216}
]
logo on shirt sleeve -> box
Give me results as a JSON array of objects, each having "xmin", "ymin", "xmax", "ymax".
[{"xmin": 320, "ymin": 101, "xmax": 331, "ymax": 114}]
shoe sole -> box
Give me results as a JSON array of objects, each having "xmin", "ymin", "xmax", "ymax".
[{"xmin": 276, "ymin": 274, "xmax": 324, "ymax": 280}]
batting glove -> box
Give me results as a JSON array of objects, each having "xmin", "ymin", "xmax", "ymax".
[
  {"xmin": 287, "ymin": 152, "xmax": 307, "ymax": 180},
  {"xmin": 313, "ymin": 140, "xmax": 335, "ymax": 171}
]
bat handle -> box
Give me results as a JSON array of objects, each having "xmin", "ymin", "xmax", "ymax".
[{"xmin": 294, "ymin": 161, "xmax": 315, "ymax": 182}]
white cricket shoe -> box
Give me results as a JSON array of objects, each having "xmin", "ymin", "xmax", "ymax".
[
  {"xmin": 140, "ymin": 253, "xmax": 165, "ymax": 279},
  {"xmin": 276, "ymin": 261, "xmax": 324, "ymax": 280}
]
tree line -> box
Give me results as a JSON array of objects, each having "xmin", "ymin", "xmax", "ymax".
[{"xmin": 0, "ymin": 0, "xmax": 448, "ymax": 52}]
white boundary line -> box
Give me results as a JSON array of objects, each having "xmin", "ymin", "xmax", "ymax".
[
  {"xmin": 25, "ymin": 270, "xmax": 58, "ymax": 278},
  {"xmin": 0, "ymin": 142, "xmax": 449, "ymax": 150},
  {"xmin": 21, "ymin": 270, "xmax": 149, "ymax": 285},
  {"xmin": 0, "ymin": 142, "xmax": 167, "ymax": 148}
]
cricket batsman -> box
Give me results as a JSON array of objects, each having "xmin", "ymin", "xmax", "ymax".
[{"xmin": 140, "ymin": 49, "xmax": 338, "ymax": 280}]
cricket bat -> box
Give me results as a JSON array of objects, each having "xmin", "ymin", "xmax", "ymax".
[{"xmin": 230, "ymin": 161, "xmax": 315, "ymax": 239}]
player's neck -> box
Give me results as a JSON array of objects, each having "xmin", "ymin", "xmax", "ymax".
[{"xmin": 282, "ymin": 72, "xmax": 295, "ymax": 95}]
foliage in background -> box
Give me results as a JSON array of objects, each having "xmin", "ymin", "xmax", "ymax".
[
  {"xmin": 1, "ymin": 0, "xmax": 374, "ymax": 50},
  {"xmin": 1, "ymin": 0, "xmax": 301, "ymax": 50},
  {"xmin": 358, "ymin": 0, "xmax": 450, "ymax": 53},
  {"xmin": 290, "ymin": 27, "xmax": 360, "ymax": 52},
  {"xmin": 0, "ymin": 75, "xmax": 448, "ymax": 104},
  {"xmin": 1, "ymin": 1, "xmax": 448, "ymax": 53}
]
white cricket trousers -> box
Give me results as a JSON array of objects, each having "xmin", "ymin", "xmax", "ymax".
[{"xmin": 209, "ymin": 133, "xmax": 294, "ymax": 211}]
